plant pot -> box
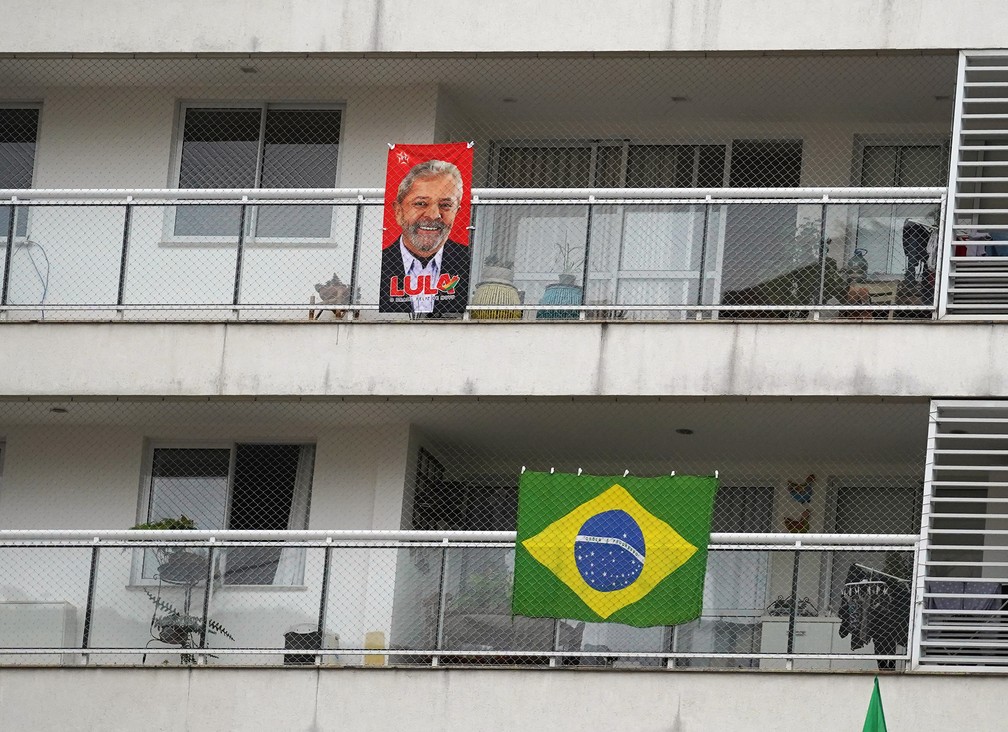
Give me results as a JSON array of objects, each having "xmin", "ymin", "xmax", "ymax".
[
  {"xmin": 537, "ymin": 282, "xmax": 583, "ymax": 320},
  {"xmin": 158, "ymin": 623, "xmax": 196, "ymax": 646}
]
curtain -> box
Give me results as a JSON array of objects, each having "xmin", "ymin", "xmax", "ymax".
[{"xmin": 272, "ymin": 445, "xmax": 316, "ymax": 586}]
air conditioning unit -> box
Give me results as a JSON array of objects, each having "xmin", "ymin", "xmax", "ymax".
[{"xmin": 0, "ymin": 601, "xmax": 78, "ymax": 666}]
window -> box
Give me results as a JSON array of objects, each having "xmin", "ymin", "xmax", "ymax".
[
  {"xmin": 0, "ymin": 106, "xmax": 40, "ymax": 238},
  {"xmin": 172, "ymin": 104, "xmax": 342, "ymax": 239},
  {"xmin": 141, "ymin": 443, "xmax": 315, "ymax": 585},
  {"xmin": 492, "ymin": 141, "xmax": 727, "ymax": 188},
  {"xmin": 851, "ymin": 139, "xmax": 947, "ymax": 278},
  {"xmin": 859, "ymin": 143, "xmax": 948, "ymax": 188}
]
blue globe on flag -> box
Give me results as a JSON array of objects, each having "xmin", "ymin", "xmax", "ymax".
[{"xmin": 574, "ymin": 509, "xmax": 646, "ymax": 592}]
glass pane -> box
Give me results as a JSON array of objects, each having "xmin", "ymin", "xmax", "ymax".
[
  {"xmin": 495, "ymin": 146, "xmax": 592, "ymax": 188},
  {"xmin": 148, "ymin": 448, "xmax": 230, "ymax": 529},
  {"xmin": 145, "ymin": 447, "xmax": 230, "ymax": 579},
  {"xmin": 897, "ymin": 145, "xmax": 946, "ymax": 187},
  {"xmin": 860, "ymin": 147, "xmax": 898, "ymax": 187},
  {"xmin": 175, "ymin": 108, "xmax": 261, "ymax": 236},
  {"xmin": 225, "ymin": 443, "xmax": 306, "ymax": 585},
  {"xmin": 257, "ymin": 109, "xmax": 342, "ymax": 239},
  {"xmin": 0, "ymin": 108, "xmax": 39, "ymax": 238},
  {"xmin": 0, "ymin": 108, "xmax": 38, "ymax": 188},
  {"xmin": 729, "ymin": 140, "xmax": 803, "ymax": 187},
  {"xmin": 697, "ymin": 145, "xmax": 727, "ymax": 187},
  {"xmin": 625, "ymin": 145, "xmax": 691, "ymax": 187},
  {"xmin": 593, "ymin": 144, "xmax": 624, "ymax": 187}
]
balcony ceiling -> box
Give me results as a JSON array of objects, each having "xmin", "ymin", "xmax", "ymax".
[
  {"xmin": 0, "ymin": 54, "xmax": 956, "ymax": 124},
  {"xmin": 4, "ymin": 397, "xmax": 928, "ymax": 470}
]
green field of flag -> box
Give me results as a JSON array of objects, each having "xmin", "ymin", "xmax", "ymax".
[
  {"xmin": 863, "ymin": 677, "xmax": 887, "ymax": 732},
  {"xmin": 511, "ymin": 471, "xmax": 717, "ymax": 627}
]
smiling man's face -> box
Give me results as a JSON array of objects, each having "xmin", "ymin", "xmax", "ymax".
[{"xmin": 393, "ymin": 174, "xmax": 461, "ymax": 258}]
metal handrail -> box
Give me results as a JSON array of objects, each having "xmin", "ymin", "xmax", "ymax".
[
  {"xmin": 0, "ymin": 528, "xmax": 919, "ymax": 545},
  {"xmin": 0, "ymin": 186, "xmax": 945, "ymax": 204}
]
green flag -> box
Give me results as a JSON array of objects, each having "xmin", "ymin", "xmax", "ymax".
[
  {"xmin": 862, "ymin": 677, "xmax": 888, "ymax": 732},
  {"xmin": 511, "ymin": 471, "xmax": 717, "ymax": 627}
]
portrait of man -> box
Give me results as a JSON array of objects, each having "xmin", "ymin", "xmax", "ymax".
[{"xmin": 379, "ymin": 144, "xmax": 473, "ymax": 315}]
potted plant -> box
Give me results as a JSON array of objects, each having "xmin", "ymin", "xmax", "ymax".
[
  {"xmin": 131, "ymin": 515, "xmax": 233, "ymax": 662},
  {"xmin": 472, "ymin": 254, "xmax": 522, "ymax": 320},
  {"xmin": 537, "ymin": 238, "xmax": 585, "ymax": 320}
]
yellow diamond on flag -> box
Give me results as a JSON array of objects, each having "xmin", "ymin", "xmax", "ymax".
[{"xmin": 521, "ymin": 484, "xmax": 698, "ymax": 619}]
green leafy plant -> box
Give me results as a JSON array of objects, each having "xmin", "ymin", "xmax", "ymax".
[
  {"xmin": 130, "ymin": 515, "xmax": 199, "ymax": 567},
  {"xmin": 144, "ymin": 589, "xmax": 234, "ymax": 642},
  {"xmin": 131, "ymin": 516, "xmax": 197, "ymax": 531}
]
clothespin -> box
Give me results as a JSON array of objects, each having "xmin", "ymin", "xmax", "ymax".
[
  {"xmin": 670, "ymin": 470, "xmax": 676, "ymax": 477},
  {"xmin": 623, "ymin": 469, "xmax": 630, "ymax": 477},
  {"xmin": 714, "ymin": 470, "xmax": 719, "ymax": 479},
  {"xmin": 577, "ymin": 468, "xmax": 583, "ymax": 476},
  {"xmin": 521, "ymin": 466, "xmax": 526, "ymax": 474},
  {"xmin": 550, "ymin": 467, "xmax": 555, "ymax": 474}
]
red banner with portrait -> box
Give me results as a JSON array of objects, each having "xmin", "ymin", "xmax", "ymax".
[{"xmin": 379, "ymin": 142, "xmax": 474, "ymax": 315}]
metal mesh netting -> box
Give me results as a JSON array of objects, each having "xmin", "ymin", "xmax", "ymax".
[
  {"xmin": 0, "ymin": 397, "xmax": 925, "ymax": 668},
  {"xmin": 0, "ymin": 53, "xmax": 953, "ymax": 319}
]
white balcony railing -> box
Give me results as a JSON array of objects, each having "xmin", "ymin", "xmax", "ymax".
[
  {"xmin": 0, "ymin": 529, "xmax": 924, "ymax": 670},
  {"xmin": 0, "ymin": 187, "xmax": 944, "ymax": 321}
]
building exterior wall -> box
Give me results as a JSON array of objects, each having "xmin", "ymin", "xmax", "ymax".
[
  {"xmin": 0, "ymin": 321, "xmax": 1005, "ymax": 399},
  {"xmin": 7, "ymin": 1, "xmax": 1006, "ymax": 55},
  {"xmin": 0, "ymin": 666, "xmax": 1004, "ymax": 731}
]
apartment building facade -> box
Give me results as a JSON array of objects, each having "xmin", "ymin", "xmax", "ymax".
[{"xmin": 1, "ymin": 2, "xmax": 1008, "ymax": 730}]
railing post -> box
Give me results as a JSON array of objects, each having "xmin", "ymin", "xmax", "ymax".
[
  {"xmin": 232, "ymin": 198, "xmax": 248, "ymax": 308},
  {"xmin": 80, "ymin": 538, "xmax": 101, "ymax": 665},
  {"xmin": 197, "ymin": 544, "xmax": 216, "ymax": 664},
  {"xmin": 815, "ymin": 197, "xmax": 830, "ymax": 311},
  {"xmin": 696, "ymin": 197, "xmax": 712, "ymax": 319},
  {"xmin": 2, "ymin": 198, "xmax": 17, "ymax": 306},
  {"xmin": 346, "ymin": 199, "xmax": 363, "ymax": 319},
  {"xmin": 786, "ymin": 541, "xmax": 802, "ymax": 670},
  {"xmin": 463, "ymin": 201, "xmax": 479, "ymax": 321},
  {"xmin": 433, "ymin": 540, "xmax": 450, "ymax": 667},
  {"xmin": 316, "ymin": 540, "xmax": 333, "ymax": 666},
  {"xmin": 578, "ymin": 197, "xmax": 594, "ymax": 320},
  {"xmin": 116, "ymin": 198, "xmax": 133, "ymax": 307}
]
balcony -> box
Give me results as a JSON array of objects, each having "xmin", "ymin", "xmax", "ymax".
[
  {"xmin": 0, "ymin": 529, "xmax": 920, "ymax": 670},
  {"xmin": 0, "ymin": 187, "xmax": 943, "ymax": 322},
  {"xmin": 0, "ymin": 396, "xmax": 1003, "ymax": 672}
]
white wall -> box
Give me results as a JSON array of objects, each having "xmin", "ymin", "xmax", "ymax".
[
  {"xmin": 1, "ymin": 321, "xmax": 1008, "ymax": 399},
  {"xmin": 4, "ymin": 0, "xmax": 1007, "ymax": 54},
  {"xmin": 0, "ymin": 666, "xmax": 1006, "ymax": 731}
]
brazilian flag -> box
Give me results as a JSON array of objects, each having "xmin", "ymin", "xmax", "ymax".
[{"xmin": 512, "ymin": 471, "xmax": 717, "ymax": 627}]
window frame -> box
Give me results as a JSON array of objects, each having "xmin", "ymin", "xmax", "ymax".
[
  {"xmin": 163, "ymin": 100, "xmax": 346, "ymax": 247},
  {"xmin": 133, "ymin": 439, "xmax": 315, "ymax": 588}
]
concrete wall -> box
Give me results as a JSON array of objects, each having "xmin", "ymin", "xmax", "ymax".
[
  {"xmin": 5, "ymin": 0, "xmax": 1007, "ymax": 54},
  {"xmin": 1, "ymin": 321, "xmax": 1007, "ymax": 399},
  {"xmin": 0, "ymin": 666, "xmax": 1005, "ymax": 731}
]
